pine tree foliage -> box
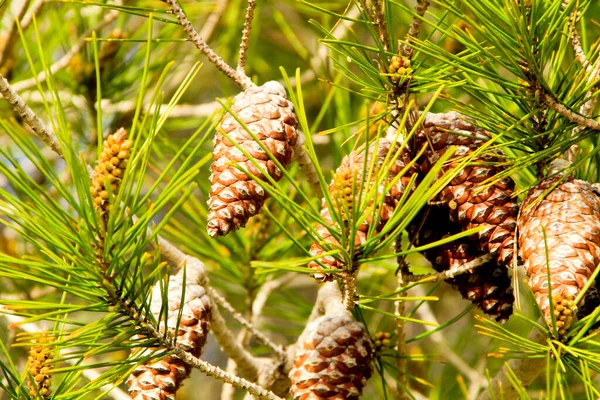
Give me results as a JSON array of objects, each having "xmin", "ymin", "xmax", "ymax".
[{"xmin": 0, "ymin": 0, "xmax": 599, "ymax": 399}]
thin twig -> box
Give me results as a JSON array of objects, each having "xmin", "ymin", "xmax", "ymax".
[
  {"xmin": 12, "ymin": 3, "xmax": 120, "ymax": 93},
  {"xmin": 563, "ymin": 0, "xmax": 591, "ymax": 71},
  {"xmin": 477, "ymin": 328, "xmax": 547, "ymax": 400},
  {"xmin": 370, "ymin": 0, "xmax": 390, "ymax": 52},
  {"xmin": 210, "ymin": 298, "xmax": 264, "ymax": 380},
  {"xmin": 0, "ymin": 72, "xmax": 63, "ymax": 157},
  {"xmin": 541, "ymin": 92, "xmax": 600, "ymax": 131},
  {"xmin": 402, "ymin": 0, "xmax": 430, "ymax": 59},
  {"xmin": 20, "ymin": 0, "xmax": 46, "ymax": 31},
  {"xmin": 394, "ymin": 240, "xmax": 411, "ymax": 400},
  {"xmin": 162, "ymin": 0, "xmax": 254, "ymax": 90},
  {"xmin": 199, "ymin": 0, "xmax": 228, "ymax": 40},
  {"xmin": 237, "ymin": 0, "xmax": 257, "ymax": 74},
  {"xmin": 0, "ymin": 0, "xmax": 31, "ymax": 70},
  {"xmin": 211, "ymin": 289, "xmax": 287, "ymax": 359},
  {"xmin": 407, "ymin": 253, "xmax": 492, "ymax": 283}
]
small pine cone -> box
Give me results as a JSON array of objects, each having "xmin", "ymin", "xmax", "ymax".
[
  {"xmin": 27, "ymin": 334, "xmax": 55, "ymax": 399},
  {"xmin": 519, "ymin": 166, "xmax": 600, "ymax": 336},
  {"xmin": 208, "ymin": 81, "xmax": 299, "ymax": 238},
  {"xmin": 90, "ymin": 128, "xmax": 132, "ymax": 216},
  {"xmin": 127, "ymin": 268, "xmax": 211, "ymax": 399},
  {"xmin": 289, "ymin": 314, "xmax": 374, "ymax": 400},
  {"xmin": 415, "ymin": 112, "xmax": 518, "ymax": 267},
  {"xmin": 415, "ymin": 207, "xmax": 514, "ymax": 322},
  {"xmin": 308, "ymin": 139, "xmax": 416, "ymax": 282}
]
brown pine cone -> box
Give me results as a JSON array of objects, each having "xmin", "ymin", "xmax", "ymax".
[
  {"xmin": 90, "ymin": 128, "xmax": 132, "ymax": 217},
  {"xmin": 127, "ymin": 267, "xmax": 211, "ymax": 399},
  {"xmin": 519, "ymin": 162, "xmax": 600, "ymax": 337},
  {"xmin": 415, "ymin": 112, "xmax": 518, "ymax": 267},
  {"xmin": 308, "ymin": 138, "xmax": 417, "ymax": 282},
  {"xmin": 208, "ymin": 81, "xmax": 299, "ymax": 238},
  {"xmin": 414, "ymin": 206, "xmax": 514, "ymax": 322},
  {"xmin": 289, "ymin": 314, "xmax": 374, "ymax": 400}
]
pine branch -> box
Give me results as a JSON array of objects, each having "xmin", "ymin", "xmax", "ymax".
[
  {"xmin": 0, "ymin": 72, "xmax": 63, "ymax": 157},
  {"xmin": 0, "ymin": 0, "xmax": 31, "ymax": 70},
  {"xmin": 394, "ymin": 239, "xmax": 411, "ymax": 400},
  {"xmin": 20, "ymin": 0, "xmax": 45, "ymax": 31},
  {"xmin": 563, "ymin": 0, "xmax": 592, "ymax": 72},
  {"xmin": 478, "ymin": 328, "xmax": 547, "ymax": 400},
  {"xmin": 5, "ymin": 39, "xmax": 273, "ymax": 394},
  {"xmin": 370, "ymin": 0, "xmax": 390, "ymax": 52},
  {"xmin": 211, "ymin": 289, "xmax": 286, "ymax": 359},
  {"xmin": 407, "ymin": 253, "xmax": 492, "ymax": 283},
  {"xmin": 541, "ymin": 92, "xmax": 600, "ymax": 131},
  {"xmin": 162, "ymin": 0, "xmax": 254, "ymax": 90},
  {"xmin": 563, "ymin": 0, "xmax": 600, "ymax": 162},
  {"xmin": 237, "ymin": 0, "xmax": 257, "ymax": 75},
  {"xmin": 402, "ymin": 0, "xmax": 430, "ymax": 59}
]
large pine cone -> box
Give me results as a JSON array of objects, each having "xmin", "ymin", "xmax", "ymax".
[
  {"xmin": 519, "ymin": 164, "xmax": 600, "ymax": 336},
  {"xmin": 308, "ymin": 138, "xmax": 417, "ymax": 282},
  {"xmin": 127, "ymin": 268, "xmax": 211, "ymax": 399},
  {"xmin": 415, "ymin": 112, "xmax": 518, "ymax": 267},
  {"xmin": 208, "ymin": 81, "xmax": 299, "ymax": 238},
  {"xmin": 415, "ymin": 206, "xmax": 514, "ymax": 322},
  {"xmin": 289, "ymin": 314, "xmax": 374, "ymax": 400}
]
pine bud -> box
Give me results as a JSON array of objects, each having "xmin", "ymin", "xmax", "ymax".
[
  {"xmin": 26, "ymin": 334, "xmax": 55, "ymax": 399},
  {"xmin": 90, "ymin": 128, "xmax": 132, "ymax": 218}
]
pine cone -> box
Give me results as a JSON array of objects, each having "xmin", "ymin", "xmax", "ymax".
[
  {"xmin": 415, "ymin": 112, "xmax": 518, "ymax": 267},
  {"xmin": 415, "ymin": 206, "xmax": 514, "ymax": 322},
  {"xmin": 127, "ymin": 269, "xmax": 211, "ymax": 399},
  {"xmin": 90, "ymin": 128, "xmax": 132, "ymax": 217},
  {"xmin": 289, "ymin": 314, "xmax": 374, "ymax": 400},
  {"xmin": 519, "ymin": 165, "xmax": 600, "ymax": 336},
  {"xmin": 27, "ymin": 334, "xmax": 55, "ymax": 399},
  {"xmin": 208, "ymin": 81, "xmax": 299, "ymax": 237},
  {"xmin": 308, "ymin": 139, "xmax": 416, "ymax": 282}
]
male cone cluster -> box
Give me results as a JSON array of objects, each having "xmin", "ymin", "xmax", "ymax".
[
  {"xmin": 208, "ymin": 81, "xmax": 299, "ymax": 238},
  {"xmin": 308, "ymin": 138, "xmax": 416, "ymax": 282},
  {"xmin": 127, "ymin": 269, "xmax": 211, "ymax": 399},
  {"xmin": 26, "ymin": 334, "xmax": 55, "ymax": 399},
  {"xmin": 90, "ymin": 128, "xmax": 132, "ymax": 217},
  {"xmin": 415, "ymin": 206, "xmax": 514, "ymax": 322},
  {"xmin": 518, "ymin": 161, "xmax": 600, "ymax": 337},
  {"xmin": 415, "ymin": 112, "xmax": 518, "ymax": 267},
  {"xmin": 289, "ymin": 314, "xmax": 374, "ymax": 400}
]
